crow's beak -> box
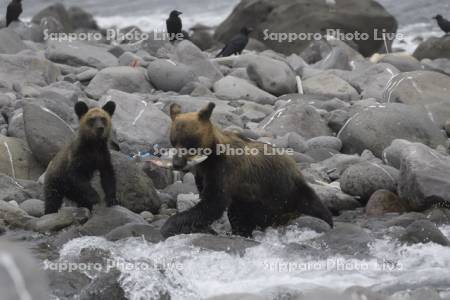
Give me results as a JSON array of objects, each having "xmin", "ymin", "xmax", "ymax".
[{"xmin": 178, "ymin": 11, "xmax": 183, "ymax": 15}]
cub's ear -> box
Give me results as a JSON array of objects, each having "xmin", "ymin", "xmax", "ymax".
[
  {"xmin": 74, "ymin": 102, "xmax": 89, "ymax": 120},
  {"xmin": 170, "ymin": 103, "xmax": 182, "ymax": 121},
  {"xmin": 102, "ymin": 101, "xmax": 116, "ymax": 117},
  {"xmin": 199, "ymin": 102, "xmax": 215, "ymax": 121}
]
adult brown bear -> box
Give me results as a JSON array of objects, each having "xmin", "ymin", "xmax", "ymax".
[
  {"xmin": 161, "ymin": 102, "xmax": 333, "ymax": 238},
  {"xmin": 44, "ymin": 101, "xmax": 117, "ymax": 214}
]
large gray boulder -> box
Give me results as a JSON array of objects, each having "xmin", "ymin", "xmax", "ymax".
[
  {"xmin": 347, "ymin": 63, "xmax": 400, "ymax": 99},
  {"xmin": 85, "ymin": 66, "xmax": 154, "ymax": 99},
  {"xmin": 413, "ymin": 35, "xmax": 450, "ymax": 60},
  {"xmin": 99, "ymin": 90, "xmax": 171, "ymax": 153},
  {"xmin": 247, "ymin": 56, "xmax": 297, "ymax": 96},
  {"xmin": 259, "ymin": 103, "xmax": 332, "ymax": 138},
  {"xmin": 93, "ymin": 151, "xmax": 161, "ymax": 214},
  {"xmin": 340, "ymin": 161, "xmax": 399, "ymax": 203},
  {"xmin": 46, "ymin": 40, "xmax": 118, "ymax": 69},
  {"xmin": 0, "ymin": 174, "xmax": 43, "ymax": 203},
  {"xmin": 147, "ymin": 59, "xmax": 197, "ymax": 92},
  {"xmin": 174, "ymin": 40, "xmax": 223, "ymax": 82},
  {"xmin": 23, "ymin": 104, "xmax": 75, "ymax": 167},
  {"xmin": 0, "ymin": 54, "xmax": 60, "ymax": 89},
  {"xmin": 215, "ymin": 0, "xmax": 397, "ymax": 56},
  {"xmin": 303, "ymin": 72, "xmax": 359, "ymax": 101},
  {"xmin": 80, "ymin": 206, "xmax": 146, "ymax": 236},
  {"xmin": 0, "ymin": 28, "xmax": 28, "ymax": 54},
  {"xmin": 396, "ymin": 142, "xmax": 450, "ymax": 211},
  {"xmin": 213, "ymin": 76, "xmax": 277, "ymax": 104},
  {"xmin": 338, "ymin": 103, "xmax": 448, "ymax": 157},
  {"xmin": 0, "ymin": 199, "xmax": 34, "ymax": 228},
  {"xmin": 0, "ymin": 135, "xmax": 44, "ymax": 180},
  {"xmin": 382, "ymin": 71, "xmax": 450, "ymax": 127}
]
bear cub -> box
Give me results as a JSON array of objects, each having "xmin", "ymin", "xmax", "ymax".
[
  {"xmin": 161, "ymin": 102, "xmax": 333, "ymax": 238},
  {"xmin": 44, "ymin": 101, "xmax": 117, "ymax": 214}
]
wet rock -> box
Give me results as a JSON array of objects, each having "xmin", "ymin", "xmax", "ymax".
[
  {"xmin": 313, "ymin": 223, "xmax": 374, "ymax": 256},
  {"xmin": 46, "ymin": 40, "xmax": 118, "ymax": 69},
  {"xmin": 190, "ymin": 234, "xmax": 259, "ymax": 256},
  {"xmin": 105, "ymin": 223, "xmax": 163, "ymax": 242},
  {"xmin": 311, "ymin": 184, "xmax": 361, "ymax": 214},
  {"xmin": 347, "ymin": 63, "xmax": 399, "ymax": 99},
  {"xmin": 0, "ymin": 135, "xmax": 44, "ymax": 180},
  {"xmin": 338, "ymin": 103, "xmax": 447, "ymax": 157},
  {"xmin": 79, "ymin": 269, "xmax": 126, "ymax": 300},
  {"xmin": 396, "ymin": 142, "xmax": 450, "ymax": 211},
  {"xmin": 28, "ymin": 207, "xmax": 90, "ymax": 233},
  {"xmin": 0, "ymin": 53, "xmax": 60, "ymax": 89},
  {"xmin": 247, "ymin": 56, "xmax": 296, "ymax": 96},
  {"xmin": 46, "ymin": 269, "xmax": 90, "ymax": 299},
  {"xmin": 0, "ymin": 28, "xmax": 28, "ymax": 54},
  {"xmin": 0, "ymin": 240, "xmax": 50, "ymax": 300},
  {"xmin": 326, "ymin": 110, "xmax": 349, "ymax": 133},
  {"xmin": 382, "ymin": 139, "xmax": 413, "ymax": 169},
  {"xmin": 413, "ymin": 35, "xmax": 450, "ymax": 60},
  {"xmin": 190, "ymin": 25, "xmax": 214, "ymax": 51},
  {"xmin": 99, "ymin": 90, "xmax": 171, "ymax": 153},
  {"xmin": 306, "ymin": 136, "xmax": 342, "ymax": 152},
  {"xmin": 19, "ymin": 199, "xmax": 45, "ymax": 217},
  {"xmin": 286, "ymin": 216, "xmax": 331, "ymax": 233},
  {"xmin": 340, "ymin": 162, "xmax": 399, "ymax": 203},
  {"xmin": 424, "ymin": 207, "xmax": 450, "ymax": 225},
  {"xmin": 0, "ymin": 199, "xmax": 34, "ymax": 228},
  {"xmin": 213, "ymin": 76, "xmax": 277, "ymax": 105},
  {"xmin": 174, "ymin": 40, "xmax": 222, "ymax": 82},
  {"xmin": 140, "ymin": 211, "xmax": 155, "ymax": 222},
  {"xmin": 147, "ymin": 59, "xmax": 197, "ymax": 92},
  {"xmin": 382, "ymin": 71, "xmax": 450, "ymax": 127},
  {"xmin": 162, "ymin": 181, "xmax": 198, "ymax": 200},
  {"xmin": 0, "ymin": 174, "xmax": 43, "ymax": 203},
  {"xmin": 81, "ymin": 206, "xmax": 146, "ymax": 236},
  {"xmin": 85, "ymin": 66, "xmax": 154, "ymax": 99},
  {"xmin": 259, "ymin": 104, "xmax": 331, "ymax": 138},
  {"xmin": 384, "ymin": 212, "xmax": 426, "ymax": 228},
  {"xmin": 76, "ymin": 68, "xmax": 98, "ymax": 81},
  {"xmin": 378, "ymin": 54, "xmax": 423, "ymax": 72},
  {"xmin": 303, "ymin": 72, "xmax": 359, "ymax": 101},
  {"xmin": 365, "ymin": 190, "xmax": 407, "ymax": 216},
  {"xmin": 93, "ymin": 151, "xmax": 161, "ymax": 214},
  {"xmin": 422, "ymin": 58, "xmax": 450, "ymax": 76},
  {"xmin": 311, "ymin": 153, "xmax": 363, "ymax": 180},
  {"xmin": 400, "ymin": 220, "xmax": 450, "ymax": 246},
  {"xmin": 304, "ymin": 147, "xmax": 339, "ymax": 162},
  {"xmin": 23, "ymin": 103, "xmax": 75, "ymax": 167}
]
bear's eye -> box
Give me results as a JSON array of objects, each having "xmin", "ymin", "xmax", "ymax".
[
  {"xmin": 100, "ymin": 117, "xmax": 107, "ymax": 125},
  {"xmin": 87, "ymin": 119, "xmax": 96, "ymax": 127}
]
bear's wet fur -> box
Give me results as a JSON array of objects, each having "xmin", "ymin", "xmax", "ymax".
[
  {"xmin": 43, "ymin": 101, "xmax": 117, "ymax": 214},
  {"xmin": 161, "ymin": 102, "xmax": 333, "ymax": 238}
]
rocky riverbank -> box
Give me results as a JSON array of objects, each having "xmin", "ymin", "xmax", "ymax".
[{"xmin": 1, "ymin": 1, "xmax": 450, "ymax": 299}]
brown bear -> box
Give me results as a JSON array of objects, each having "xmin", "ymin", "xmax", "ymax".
[
  {"xmin": 161, "ymin": 102, "xmax": 333, "ymax": 238},
  {"xmin": 44, "ymin": 101, "xmax": 117, "ymax": 214}
]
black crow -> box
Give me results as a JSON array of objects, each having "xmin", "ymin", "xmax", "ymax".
[
  {"xmin": 216, "ymin": 27, "xmax": 253, "ymax": 57},
  {"xmin": 166, "ymin": 10, "xmax": 183, "ymax": 42},
  {"xmin": 6, "ymin": 0, "xmax": 22, "ymax": 27},
  {"xmin": 433, "ymin": 15, "xmax": 450, "ymax": 34}
]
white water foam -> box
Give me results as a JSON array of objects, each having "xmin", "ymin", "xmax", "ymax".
[{"xmin": 56, "ymin": 225, "xmax": 450, "ymax": 299}]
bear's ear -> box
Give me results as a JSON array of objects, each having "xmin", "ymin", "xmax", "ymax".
[
  {"xmin": 198, "ymin": 102, "xmax": 215, "ymax": 121},
  {"xmin": 170, "ymin": 103, "xmax": 182, "ymax": 121},
  {"xmin": 74, "ymin": 102, "xmax": 89, "ymax": 120},
  {"xmin": 102, "ymin": 101, "xmax": 116, "ymax": 117}
]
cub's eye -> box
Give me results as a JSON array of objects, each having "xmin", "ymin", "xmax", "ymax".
[
  {"xmin": 87, "ymin": 119, "xmax": 95, "ymax": 126},
  {"xmin": 100, "ymin": 117, "xmax": 107, "ymax": 124}
]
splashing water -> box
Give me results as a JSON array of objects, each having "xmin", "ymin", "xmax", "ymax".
[{"xmin": 56, "ymin": 225, "xmax": 450, "ymax": 299}]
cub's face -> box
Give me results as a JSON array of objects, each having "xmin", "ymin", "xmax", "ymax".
[
  {"xmin": 169, "ymin": 102, "xmax": 215, "ymax": 170},
  {"xmin": 75, "ymin": 101, "xmax": 116, "ymax": 141}
]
